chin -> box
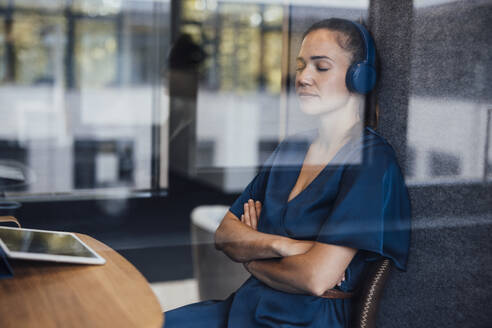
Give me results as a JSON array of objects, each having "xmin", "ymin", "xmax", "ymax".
[
  {"xmin": 299, "ymin": 101, "xmax": 335, "ymax": 116},
  {"xmin": 298, "ymin": 98, "xmax": 322, "ymax": 115},
  {"xmin": 300, "ymin": 105, "xmax": 325, "ymax": 116},
  {"xmin": 298, "ymin": 96, "xmax": 351, "ymax": 116}
]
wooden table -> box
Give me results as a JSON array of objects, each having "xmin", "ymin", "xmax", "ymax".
[{"xmin": 0, "ymin": 234, "xmax": 164, "ymax": 328}]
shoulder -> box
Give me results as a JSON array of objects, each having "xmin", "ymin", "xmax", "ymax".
[
  {"xmin": 345, "ymin": 127, "xmax": 402, "ymax": 178},
  {"xmin": 363, "ymin": 127, "xmax": 400, "ymax": 166}
]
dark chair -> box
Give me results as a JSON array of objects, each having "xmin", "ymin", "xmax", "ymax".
[
  {"xmin": 0, "ymin": 159, "xmax": 34, "ymax": 218},
  {"xmin": 351, "ymin": 258, "xmax": 393, "ymax": 328},
  {"xmin": 0, "ymin": 216, "xmax": 21, "ymax": 228}
]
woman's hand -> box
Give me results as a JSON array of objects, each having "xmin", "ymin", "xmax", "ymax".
[
  {"xmin": 241, "ymin": 199, "xmax": 262, "ymax": 230},
  {"xmin": 215, "ymin": 210, "xmax": 288, "ymax": 262},
  {"xmin": 242, "ymin": 200, "xmax": 316, "ymax": 257}
]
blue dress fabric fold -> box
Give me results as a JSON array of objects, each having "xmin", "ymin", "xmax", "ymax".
[{"xmin": 165, "ymin": 126, "xmax": 411, "ymax": 328}]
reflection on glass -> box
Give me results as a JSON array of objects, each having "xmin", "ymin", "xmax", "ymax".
[
  {"xmin": 263, "ymin": 30, "xmax": 282, "ymax": 94},
  {"xmin": 181, "ymin": 1, "xmax": 282, "ymax": 93},
  {"xmin": 0, "ymin": 21, "xmax": 5, "ymax": 81},
  {"xmin": 219, "ymin": 24, "xmax": 260, "ymax": 91},
  {"xmin": 186, "ymin": 1, "xmax": 371, "ymax": 193},
  {"xmin": 11, "ymin": 13, "xmax": 65, "ymax": 85},
  {"xmin": 182, "ymin": 0, "xmax": 209, "ymax": 22},
  {"xmin": 263, "ymin": 5, "xmax": 283, "ymax": 26},
  {"xmin": 72, "ymin": 0, "xmax": 122, "ymax": 16},
  {"xmin": 406, "ymin": 0, "xmax": 491, "ymax": 185},
  {"xmin": 181, "ymin": 1, "xmax": 283, "ymax": 184},
  {"xmin": 0, "ymin": 1, "xmax": 170, "ymax": 197},
  {"xmin": 75, "ymin": 19, "xmax": 117, "ymax": 87},
  {"xmin": 183, "ymin": 1, "xmax": 371, "ymax": 192},
  {"xmin": 10, "ymin": 0, "xmax": 65, "ymax": 10}
]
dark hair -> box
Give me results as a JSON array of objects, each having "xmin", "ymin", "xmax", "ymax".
[{"xmin": 302, "ymin": 18, "xmax": 366, "ymax": 66}]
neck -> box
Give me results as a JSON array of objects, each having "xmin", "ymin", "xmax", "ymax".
[{"xmin": 315, "ymin": 95, "xmax": 364, "ymax": 150}]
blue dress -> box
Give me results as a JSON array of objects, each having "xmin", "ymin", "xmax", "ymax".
[{"xmin": 165, "ymin": 126, "xmax": 411, "ymax": 328}]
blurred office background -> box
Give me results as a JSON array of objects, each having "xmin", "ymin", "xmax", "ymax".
[{"xmin": 0, "ymin": 0, "xmax": 491, "ymax": 327}]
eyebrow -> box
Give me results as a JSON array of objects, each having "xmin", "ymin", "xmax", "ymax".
[
  {"xmin": 310, "ymin": 55, "xmax": 334, "ymax": 62},
  {"xmin": 296, "ymin": 56, "xmax": 334, "ymax": 62}
]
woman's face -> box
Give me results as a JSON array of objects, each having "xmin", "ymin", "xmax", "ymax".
[{"xmin": 295, "ymin": 29, "xmax": 353, "ymax": 116}]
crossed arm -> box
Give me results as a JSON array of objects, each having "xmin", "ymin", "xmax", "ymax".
[{"xmin": 214, "ymin": 199, "xmax": 357, "ymax": 297}]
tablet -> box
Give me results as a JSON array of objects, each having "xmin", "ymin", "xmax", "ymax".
[{"xmin": 0, "ymin": 226, "xmax": 105, "ymax": 265}]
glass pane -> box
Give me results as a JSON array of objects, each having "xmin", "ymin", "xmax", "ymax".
[
  {"xmin": 263, "ymin": 5, "xmax": 283, "ymax": 27},
  {"xmin": 0, "ymin": 19, "xmax": 5, "ymax": 81},
  {"xmin": 0, "ymin": 11, "xmax": 69, "ymax": 195},
  {"xmin": 72, "ymin": 0, "xmax": 122, "ymax": 16},
  {"xmin": 264, "ymin": 30, "xmax": 282, "ymax": 94},
  {"xmin": 182, "ymin": 0, "xmax": 209, "ymax": 22},
  {"xmin": 180, "ymin": 1, "xmax": 370, "ymax": 192},
  {"xmin": 75, "ymin": 19, "xmax": 117, "ymax": 88},
  {"xmin": 0, "ymin": 1, "xmax": 170, "ymax": 198},
  {"xmin": 12, "ymin": 0, "xmax": 65, "ymax": 10},
  {"xmin": 405, "ymin": 1, "xmax": 491, "ymax": 185},
  {"xmin": 10, "ymin": 13, "xmax": 65, "ymax": 85}
]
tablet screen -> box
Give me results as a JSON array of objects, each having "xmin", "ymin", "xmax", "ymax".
[{"xmin": 0, "ymin": 227, "xmax": 104, "ymax": 264}]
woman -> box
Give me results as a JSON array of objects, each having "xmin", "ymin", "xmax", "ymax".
[{"xmin": 165, "ymin": 18, "xmax": 411, "ymax": 327}]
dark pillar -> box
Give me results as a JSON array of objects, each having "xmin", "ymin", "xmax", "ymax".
[
  {"xmin": 4, "ymin": 0, "xmax": 15, "ymax": 82},
  {"xmin": 64, "ymin": 3, "xmax": 75, "ymax": 89},
  {"xmin": 368, "ymin": 0, "xmax": 413, "ymax": 173}
]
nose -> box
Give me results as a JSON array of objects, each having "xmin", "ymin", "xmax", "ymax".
[{"xmin": 296, "ymin": 67, "xmax": 313, "ymax": 88}]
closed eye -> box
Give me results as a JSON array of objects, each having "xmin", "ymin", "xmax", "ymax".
[
  {"xmin": 315, "ymin": 61, "xmax": 331, "ymax": 72},
  {"xmin": 313, "ymin": 57, "xmax": 332, "ymax": 72}
]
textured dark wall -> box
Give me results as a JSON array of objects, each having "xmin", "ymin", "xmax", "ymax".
[
  {"xmin": 368, "ymin": 0, "xmax": 492, "ymax": 327},
  {"xmin": 369, "ymin": 0, "xmax": 413, "ymax": 169},
  {"xmin": 378, "ymin": 213, "xmax": 492, "ymax": 327},
  {"xmin": 410, "ymin": 1, "xmax": 492, "ymax": 101}
]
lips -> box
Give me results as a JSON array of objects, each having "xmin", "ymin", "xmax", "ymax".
[{"xmin": 297, "ymin": 92, "xmax": 319, "ymax": 97}]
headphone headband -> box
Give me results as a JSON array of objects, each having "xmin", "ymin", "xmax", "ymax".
[{"xmin": 350, "ymin": 21, "xmax": 376, "ymax": 67}]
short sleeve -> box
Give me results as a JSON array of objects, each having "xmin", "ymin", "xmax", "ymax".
[{"xmin": 316, "ymin": 145, "xmax": 411, "ymax": 271}]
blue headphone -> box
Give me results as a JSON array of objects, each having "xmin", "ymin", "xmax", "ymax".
[{"xmin": 345, "ymin": 21, "xmax": 377, "ymax": 94}]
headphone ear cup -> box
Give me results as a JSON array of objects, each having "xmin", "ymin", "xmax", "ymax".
[{"xmin": 345, "ymin": 62, "xmax": 377, "ymax": 94}]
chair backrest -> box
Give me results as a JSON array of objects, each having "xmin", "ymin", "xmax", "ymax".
[
  {"xmin": 0, "ymin": 216, "xmax": 21, "ymax": 228},
  {"xmin": 351, "ymin": 258, "xmax": 393, "ymax": 328}
]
